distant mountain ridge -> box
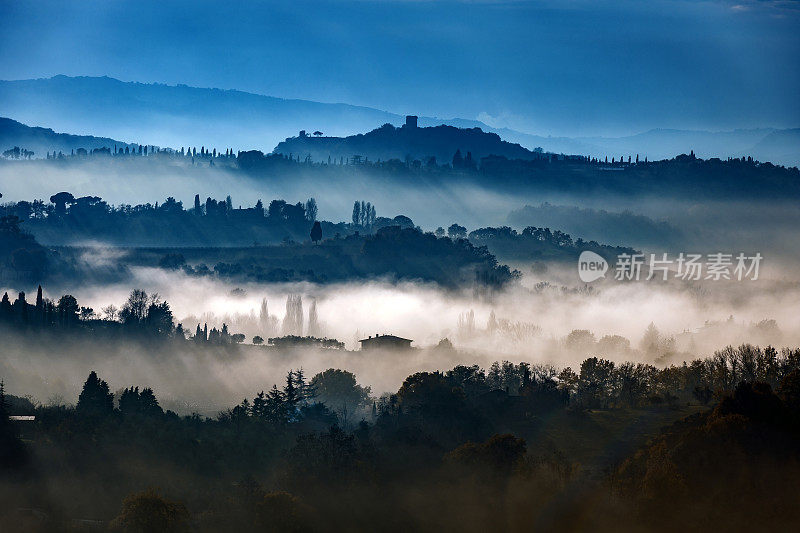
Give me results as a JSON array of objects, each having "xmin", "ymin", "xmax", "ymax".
[
  {"xmin": 0, "ymin": 75, "xmax": 442, "ymax": 153},
  {"xmin": 0, "ymin": 75, "xmax": 797, "ymax": 165}
]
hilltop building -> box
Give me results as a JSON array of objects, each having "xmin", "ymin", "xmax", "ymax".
[{"xmin": 359, "ymin": 334, "xmax": 413, "ymax": 351}]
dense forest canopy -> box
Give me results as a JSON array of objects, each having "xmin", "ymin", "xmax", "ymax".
[{"xmin": 3, "ymin": 335, "xmax": 800, "ymax": 531}]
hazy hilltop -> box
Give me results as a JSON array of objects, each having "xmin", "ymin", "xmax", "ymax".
[
  {"xmin": 501, "ymin": 127, "xmax": 800, "ymax": 167},
  {"xmin": 748, "ymin": 129, "xmax": 800, "ymax": 167},
  {"xmin": 575, "ymin": 128, "xmax": 796, "ymax": 166},
  {"xmin": 0, "ymin": 117, "xmax": 135, "ymax": 157},
  {"xmin": 0, "ymin": 76, "xmax": 467, "ymax": 152},
  {"xmin": 0, "ymin": 76, "xmax": 797, "ymax": 165},
  {"xmin": 273, "ymin": 121, "xmax": 541, "ymax": 164}
]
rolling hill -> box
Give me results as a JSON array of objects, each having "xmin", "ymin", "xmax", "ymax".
[
  {"xmin": 0, "ymin": 117, "xmax": 135, "ymax": 157},
  {"xmin": 273, "ymin": 122, "xmax": 542, "ymax": 164}
]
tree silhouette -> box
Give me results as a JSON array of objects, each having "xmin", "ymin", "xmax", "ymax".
[
  {"xmin": 49, "ymin": 191, "xmax": 75, "ymax": 216},
  {"xmin": 56, "ymin": 294, "xmax": 79, "ymax": 325},
  {"xmin": 448, "ymin": 223, "xmax": 467, "ymax": 239},
  {"xmin": 305, "ymin": 198, "xmax": 318, "ymax": 222},
  {"xmin": 310, "ymin": 221, "xmax": 322, "ymax": 244},
  {"xmin": 121, "ymin": 289, "xmax": 149, "ymax": 325},
  {"xmin": 76, "ymin": 371, "xmax": 114, "ymax": 418},
  {"xmin": 310, "ymin": 369, "xmax": 371, "ymax": 425},
  {"xmin": 452, "ymin": 149, "xmax": 463, "ymax": 168}
]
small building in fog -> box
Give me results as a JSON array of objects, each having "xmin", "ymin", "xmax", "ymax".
[{"xmin": 359, "ymin": 334, "xmax": 413, "ymax": 351}]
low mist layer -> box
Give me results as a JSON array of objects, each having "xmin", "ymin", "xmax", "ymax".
[{"xmin": 4, "ymin": 264, "xmax": 798, "ymax": 414}]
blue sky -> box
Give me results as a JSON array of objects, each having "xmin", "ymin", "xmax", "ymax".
[{"xmin": 1, "ymin": 0, "xmax": 798, "ymax": 136}]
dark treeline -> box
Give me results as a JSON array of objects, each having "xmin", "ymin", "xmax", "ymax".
[
  {"xmin": 1, "ymin": 192, "xmax": 417, "ymax": 248},
  {"xmin": 462, "ymin": 225, "xmax": 636, "ymax": 263},
  {"xmin": 272, "ymin": 122, "xmax": 539, "ymax": 166},
  {"xmin": 0, "ymin": 286, "xmax": 348, "ymax": 350},
  {"xmin": 1, "ymin": 195, "xmax": 533, "ymax": 288},
  {"xmin": 2, "ymin": 192, "xmax": 632, "ymax": 287},
  {"xmin": 2, "ymin": 193, "xmax": 335, "ymax": 247},
  {"xmin": 3, "ymin": 343, "xmax": 800, "ymax": 531},
  {"xmin": 223, "ymin": 344, "xmax": 800, "ymax": 423},
  {"xmin": 2, "ymin": 191, "xmax": 629, "ymax": 257},
  {"xmin": 5, "ymin": 124, "xmax": 799, "ymax": 201},
  {"xmin": 271, "ymin": 123, "xmax": 800, "ymax": 199},
  {"xmin": 0, "ymin": 285, "xmax": 280, "ymax": 348},
  {"xmin": 113, "ymin": 226, "xmax": 519, "ymax": 288},
  {"xmin": 476, "ymin": 151, "xmax": 800, "ymax": 198},
  {"xmin": 2, "ymin": 146, "xmax": 34, "ymax": 159},
  {"xmin": 250, "ymin": 143, "xmax": 800, "ymax": 200},
  {"xmin": 0, "ymin": 286, "xmax": 187, "ymax": 340},
  {"xmin": 0, "ymin": 201, "xmax": 496, "ymax": 288},
  {"xmin": 266, "ymin": 336, "xmax": 345, "ymax": 350},
  {"xmin": 41, "ymin": 143, "xmax": 231, "ymax": 161}
]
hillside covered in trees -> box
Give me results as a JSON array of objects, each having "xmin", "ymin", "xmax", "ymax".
[
  {"xmin": 1, "ymin": 191, "xmax": 637, "ymax": 287},
  {"xmin": 0, "ymin": 117, "xmax": 137, "ymax": 159},
  {"xmin": 108, "ymin": 226, "xmax": 520, "ymax": 289},
  {"xmin": 273, "ymin": 121, "xmax": 542, "ymax": 166},
  {"xmin": 1, "ymin": 208, "xmax": 524, "ymax": 289},
  {"xmin": 2, "ymin": 339, "xmax": 800, "ymax": 531}
]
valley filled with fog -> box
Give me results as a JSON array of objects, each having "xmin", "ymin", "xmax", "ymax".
[
  {"xmin": 3, "ymin": 1, "xmax": 800, "ymax": 530},
  {"xmin": 3, "ymin": 260, "xmax": 798, "ymax": 416},
  {"xmin": 3, "ymin": 150, "xmax": 800, "ymax": 415}
]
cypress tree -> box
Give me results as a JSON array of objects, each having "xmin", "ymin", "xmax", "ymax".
[{"xmin": 76, "ymin": 371, "xmax": 114, "ymax": 418}]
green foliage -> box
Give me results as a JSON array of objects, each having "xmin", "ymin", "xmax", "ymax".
[
  {"xmin": 254, "ymin": 491, "xmax": 306, "ymax": 532},
  {"xmin": 110, "ymin": 489, "xmax": 189, "ymax": 533},
  {"xmin": 309, "ymin": 369, "xmax": 371, "ymax": 425},
  {"xmin": 362, "ymin": 226, "xmax": 518, "ymax": 288},
  {"xmin": 3, "ymin": 342, "xmax": 800, "ymax": 530},
  {"xmin": 615, "ymin": 381, "xmax": 800, "ymax": 530},
  {"xmin": 284, "ymin": 426, "xmax": 360, "ymax": 486},
  {"xmin": 446, "ymin": 434, "xmax": 527, "ymax": 477}
]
